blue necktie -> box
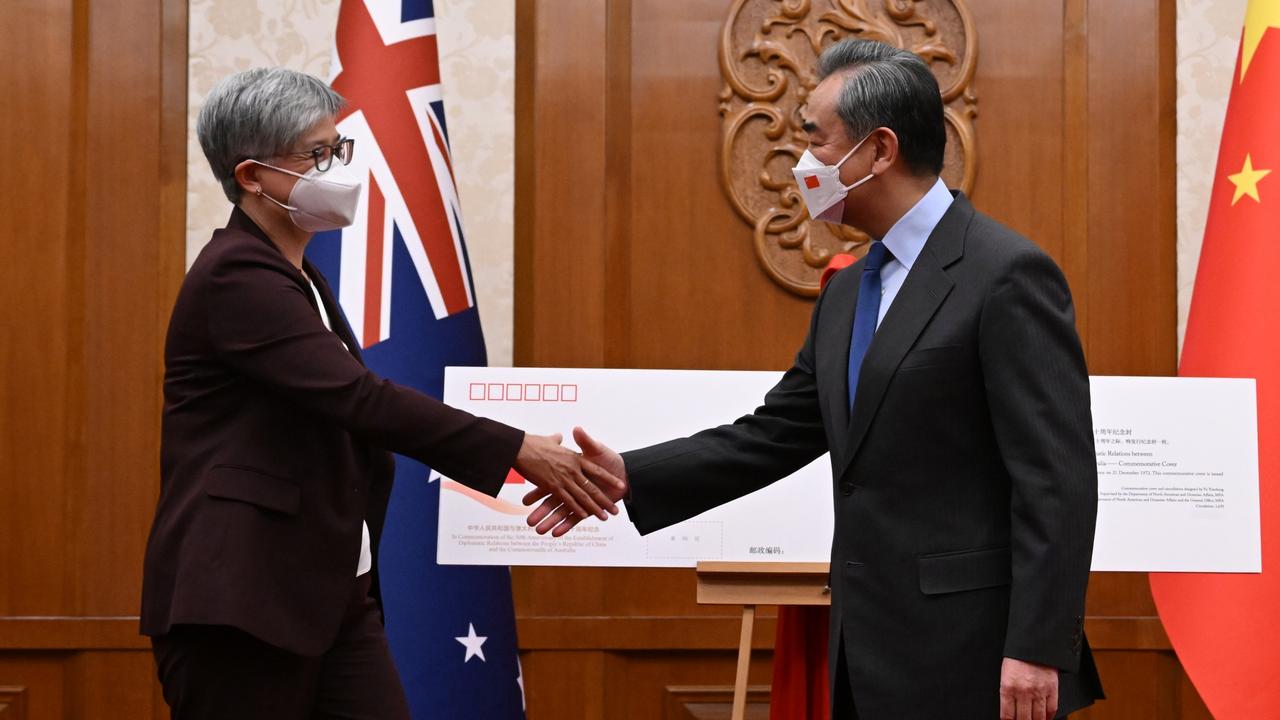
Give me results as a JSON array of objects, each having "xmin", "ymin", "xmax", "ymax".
[{"xmin": 848, "ymin": 241, "xmax": 892, "ymax": 413}]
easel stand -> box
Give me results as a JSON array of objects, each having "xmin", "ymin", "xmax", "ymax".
[{"xmin": 695, "ymin": 562, "xmax": 832, "ymax": 720}]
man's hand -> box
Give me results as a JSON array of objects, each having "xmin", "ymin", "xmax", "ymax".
[
  {"xmin": 513, "ymin": 432, "xmax": 625, "ymax": 522},
  {"xmin": 1000, "ymin": 657, "xmax": 1059, "ymax": 720},
  {"xmin": 524, "ymin": 427, "xmax": 628, "ymax": 536}
]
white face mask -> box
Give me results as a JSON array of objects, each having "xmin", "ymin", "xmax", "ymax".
[
  {"xmin": 791, "ymin": 134, "xmax": 875, "ymax": 224},
  {"xmin": 251, "ymin": 159, "xmax": 363, "ymax": 232}
]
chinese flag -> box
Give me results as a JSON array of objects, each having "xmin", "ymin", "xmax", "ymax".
[
  {"xmin": 1149, "ymin": 1, "xmax": 1280, "ymax": 717},
  {"xmin": 769, "ymin": 606, "xmax": 830, "ymax": 720}
]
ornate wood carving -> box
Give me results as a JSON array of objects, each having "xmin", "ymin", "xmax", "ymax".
[{"xmin": 719, "ymin": 0, "xmax": 979, "ymax": 296}]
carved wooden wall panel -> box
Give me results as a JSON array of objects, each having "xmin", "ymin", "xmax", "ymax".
[
  {"xmin": 0, "ymin": 687, "xmax": 28, "ymax": 719},
  {"xmin": 662, "ymin": 685, "xmax": 770, "ymax": 720},
  {"xmin": 719, "ymin": 0, "xmax": 978, "ymax": 295}
]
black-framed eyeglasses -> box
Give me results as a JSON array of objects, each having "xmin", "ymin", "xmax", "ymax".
[{"xmin": 288, "ymin": 137, "xmax": 355, "ymax": 172}]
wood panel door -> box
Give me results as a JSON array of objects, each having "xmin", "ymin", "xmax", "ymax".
[
  {"xmin": 0, "ymin": 0, "xmax": 186, "ymax": 717},
  {"xmin": 513, "ymin": 0, "xmax": 1204, "ymax": 718}
]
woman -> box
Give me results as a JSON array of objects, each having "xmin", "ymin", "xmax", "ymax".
[{"xmin": 141, "ymin": 67, "xmax": 621, "ymax": 720}]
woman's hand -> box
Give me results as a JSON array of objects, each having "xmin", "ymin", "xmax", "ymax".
[
  {"xmin": 524, "ymin": 427, "xmax": 629, "ymax": 536},
  {"xmin": 513, "ymin": 431, "xmax": 626, "ymax": 522}
]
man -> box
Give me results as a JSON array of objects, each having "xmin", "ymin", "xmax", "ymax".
[{"xmin": 525, "ymin": 39, "xmax": 1105, "ymax": 719}]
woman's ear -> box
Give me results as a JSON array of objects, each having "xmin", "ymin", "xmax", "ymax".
[{"xmin": 234, "ymin": 159, "xmax": 262, "ymax": 198}]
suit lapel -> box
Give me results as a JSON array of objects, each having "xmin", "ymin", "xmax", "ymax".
[
  {"xmin": 222, "ymin": 208, "xmax": 367, "ymax": 367},
  {"xmin": 302, "ymin": 259, "xmax": 366, "ymax": 367},
  {"xmin": 819, "ymin": 270, "xmax": 858, "ymax": 439},
  {"xmin": 838, "ymin": 251, "xmax": 952, "ymax": 478},
  {"xmin": 833, "ymin": 193, "xmax": 973, "ymax": 480}
]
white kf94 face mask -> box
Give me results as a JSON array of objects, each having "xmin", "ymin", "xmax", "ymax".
[
  {"xmin": 252, "ymin": 159, "xmax": 364, "ymax": 233},
  {"xmin": 790, "ymin": 134, "xmax": 874, "ymax": 224}
]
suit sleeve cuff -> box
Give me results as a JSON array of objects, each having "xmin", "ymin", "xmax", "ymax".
[
  {"xmin": 461, "ymin": 422, "xmax": 525, "ymax": 498},
  {"xmin": 620, "ymin": 451, "xmax": 659, "ymax": 536}
]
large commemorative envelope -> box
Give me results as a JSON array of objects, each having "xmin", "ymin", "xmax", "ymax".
[{"xmin": 436, "ymin": 368, "xmax": 1260, "ymax": 574}]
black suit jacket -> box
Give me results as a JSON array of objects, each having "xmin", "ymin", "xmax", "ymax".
[
  {"xmin": 141, "ymin": 208, "xmax": 523, "ymax": 656},
  {"xmin": 622, "ymin": 194, "xmax": 1104, "ymax": 718}
]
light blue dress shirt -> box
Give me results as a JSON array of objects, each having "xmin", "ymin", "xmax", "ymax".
[{"xmin": 875, "ymin": 177, "xmax": 954, "ymax": 328}]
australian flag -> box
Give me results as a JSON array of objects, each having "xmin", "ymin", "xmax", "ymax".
[{"xmin": 305, "ymin": 1, "xmax": 526, "ymax": 716}]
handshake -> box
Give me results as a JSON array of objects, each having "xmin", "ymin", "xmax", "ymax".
[{"xmin": 512, "ymin": 426, "xmax": 628, "ymax": 537}]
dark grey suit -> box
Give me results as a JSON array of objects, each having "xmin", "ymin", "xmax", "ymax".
[{"xmin": 622, "ymin": 193, "xmax": 1104, "ymax": 719}]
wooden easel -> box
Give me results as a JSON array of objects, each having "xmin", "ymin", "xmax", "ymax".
[{"xmin": 695, "ymin": 561, "xmax": 832, "ymax": 720}]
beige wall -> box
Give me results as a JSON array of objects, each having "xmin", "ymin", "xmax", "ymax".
[
  {"xmin": 186, "ymin": 0, "xmax": 515, "ymax": 365},
  {"xmin": 1177, "ymin": 0, "xmax": 1246, "ymax": 351}
]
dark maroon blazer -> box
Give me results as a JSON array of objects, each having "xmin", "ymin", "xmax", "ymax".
[{"xmin": 140, "ymin": 208, "xmax": 523, "ymax": 656}]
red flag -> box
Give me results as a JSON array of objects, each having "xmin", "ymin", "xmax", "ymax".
[
  {"xmin": 769, "ymin": 606, "xmax": 830, "ymax": 720},
  {"xmin": 819, "ymin": 253, "xmax": 856, "ymax": 289},
  {"xmin": 1149, "ymin": 2, "xmax": 1280, "ymax": 716}
]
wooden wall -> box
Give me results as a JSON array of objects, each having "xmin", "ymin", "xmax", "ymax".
[
  {"xmin": 513, "ymin": 0, "xmax": 1207, "ymax": 718},
  {"xmin": 0, "ymin": 0, "xmax": 186, "ymax": 717}
]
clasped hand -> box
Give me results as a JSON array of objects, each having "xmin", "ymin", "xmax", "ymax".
[
  {"xmin": 513, "ymin": 429, "xmax": 627, "ymax": 524},
  {"xmin": 523, "ymin": 427, "xmax": 628, "ymax": 536}
]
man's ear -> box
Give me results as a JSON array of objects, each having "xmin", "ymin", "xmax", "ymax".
[
  {"xmin": 233, "ymin": 159, "xmax": 263, "ymax": 198},
  {"xmin": 870, "ymin": 128, "xmax": 901, "ymax": 175}
]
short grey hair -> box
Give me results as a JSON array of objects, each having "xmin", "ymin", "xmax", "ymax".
[
  {"xmin": 817, "ymin": 39, "xmax": 946, "ymax": 176},
  {"xmin": 197, "ymin": 67, "xmax": 346, "ymax": 202}
]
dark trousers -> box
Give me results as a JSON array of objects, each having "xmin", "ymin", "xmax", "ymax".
[{"xmin": 152, "ymin": 573, "xmax": 409, "ymax": 720}]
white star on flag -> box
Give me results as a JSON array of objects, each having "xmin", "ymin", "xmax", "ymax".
[
  {"xmin": 516, "ymin": 657, "xmax": 526, "ymax": 710},
  {"xmin": 455, "ymin": 623, "xmax": 488, "ymax": 663}
]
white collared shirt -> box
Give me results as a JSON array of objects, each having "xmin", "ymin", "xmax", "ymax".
[
  {"xmin": 875, "ymin": 177, "xmax": 955, "ymax": 327},
  {"xmin": 306, "ymin": 276, "xmax": 373, "ymax": 579}
]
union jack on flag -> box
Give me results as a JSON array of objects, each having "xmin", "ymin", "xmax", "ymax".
[
  {"xmin": 305, "ymin": 1, "xmax": 527, "ymax": 717},
  {"xmin": 327, "ymin": 0, "xmax": 474, "ymax": 348}
]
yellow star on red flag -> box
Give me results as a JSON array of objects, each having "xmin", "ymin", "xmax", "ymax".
[
  {"xmin": 1228, "ymin": 154, "xmax": 1271, "ymax": 205},
  {"xmin": 1241, "ymin": 0, "xmax": 1280, "ymax": 82},
  {"xmin": 1154, "ymin": 4, "xmax": 1280, "ymax": 720}
]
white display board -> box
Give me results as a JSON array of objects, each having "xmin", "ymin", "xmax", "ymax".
[
  {"xmin": 1089, "ymin": 376, "xmax": 1259, "ymax": 572},
  {"xmin": 435, "ymin": 368, "xmax": 833, "ymax": 567},
  {"xmin": 436, "ymin": 369, "xmax": 1260, "ymax": 573}
]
